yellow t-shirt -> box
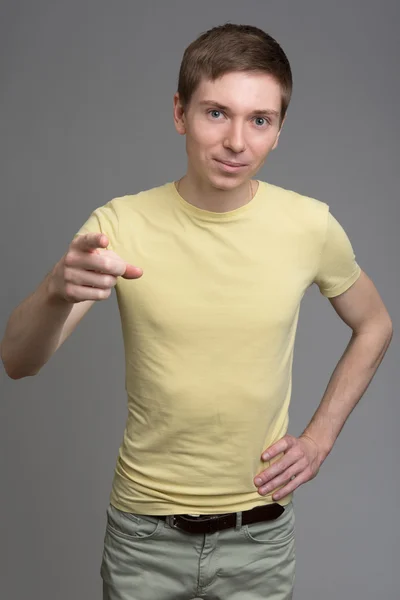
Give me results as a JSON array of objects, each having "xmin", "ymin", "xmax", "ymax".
[{"xmin": 75, "ymin": 180, "xmax": 361, "ymax": 515}]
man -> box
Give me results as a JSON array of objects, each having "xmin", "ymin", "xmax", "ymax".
[{"xmin": 1, "ymin": 23, "xmax": 392, "ymax": 600}]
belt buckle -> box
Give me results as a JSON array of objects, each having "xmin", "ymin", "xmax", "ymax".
[{"xmin": 166, "ymin": 514, "xmax": 210, "ymax": 532}]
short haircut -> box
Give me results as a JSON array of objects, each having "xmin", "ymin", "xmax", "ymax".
[{"xmin": 177, "ymin": 23, "xmax": 293, "ymax": 127}]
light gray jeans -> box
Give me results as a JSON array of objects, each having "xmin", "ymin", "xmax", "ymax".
[{"xmin": 101, "ymin": 501, "xmax": 296, "ymax": 599}]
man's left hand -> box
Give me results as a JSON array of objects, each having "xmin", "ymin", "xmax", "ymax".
[{"xmin": 254, "ymin": 434, "xmax": 323, "ymax": 500}]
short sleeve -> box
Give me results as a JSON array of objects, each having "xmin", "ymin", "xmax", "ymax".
[
  {"xmin": 314, "ymin": 210, "xmax": 361, "ymax": 298},
  {"xmin": 74, "ymin": 201, "xmax": 119, "ymax": 252}
]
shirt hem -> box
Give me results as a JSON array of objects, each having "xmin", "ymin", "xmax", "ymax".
[{"xmin": 108, "ymin": 491, "xmax": 293, "ymax": 515}]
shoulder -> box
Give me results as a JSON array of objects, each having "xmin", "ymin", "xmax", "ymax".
[
  {"xmin": 105, "ymin": 181, "xmax": 173, "ymax": 216},
  {"xmin": 260, "ymin": 180, "xmax": 329, "ymax": 225},
  {"xmin": 257, "ymin": 181, "xmax": 331, "ymax": 248}
]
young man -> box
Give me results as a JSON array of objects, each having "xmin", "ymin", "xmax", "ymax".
[{"xmin": 1, "ymin": 23, "xmax": 392, "ymax": 600}]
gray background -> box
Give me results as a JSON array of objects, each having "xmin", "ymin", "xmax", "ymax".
[{"xmin": 1, "ymin": 1, "xmax": 398, "ymax": 598}]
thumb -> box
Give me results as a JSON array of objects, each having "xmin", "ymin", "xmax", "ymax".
[{"xmin": 122, "ymin": 263, "xmax": 143, "ymax": 279}]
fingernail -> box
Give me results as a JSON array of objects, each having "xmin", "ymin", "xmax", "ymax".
[{"xmin": 255, "ymin": 478, "xmax": 262, "ymax": 485}]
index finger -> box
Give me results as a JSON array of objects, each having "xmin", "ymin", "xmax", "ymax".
[
  {"xmin": 262, "ymin": 436, "xmax": 292, "ymax": 460},
  {"xmin": 73, "ymin": 232, "xmax": 109, "ymax": 252}
]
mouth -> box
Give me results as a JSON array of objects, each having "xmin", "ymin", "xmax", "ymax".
[{"xmin": 214, "ymin": 159, "xmax": 248, "ymax": 172}]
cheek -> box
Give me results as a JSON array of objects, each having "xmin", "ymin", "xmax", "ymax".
[
  {"xmin": 188, "ymin": 123, "xmax": 218, "ymax": 151},
  {"xmin": 255, "ymin": 136, "xmax": 277, "ymax": 157}
]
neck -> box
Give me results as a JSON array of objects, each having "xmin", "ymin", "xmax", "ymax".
[{"xmin": 176, "ymin": 169, "xmax": 257, "ymax": 213}]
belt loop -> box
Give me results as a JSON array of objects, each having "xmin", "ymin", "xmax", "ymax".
[
  {"xmin": 235, "ymin": 511, "xmax": 243, "ymax": 530},
  {"xmin": 166, "ymin": 515, "xmax": 177, "ymax": 529}
]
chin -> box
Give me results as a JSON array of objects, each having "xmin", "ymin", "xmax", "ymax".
[{"xmin": 209, "ymin": 174, "xmax": 250, "ymax": 190}]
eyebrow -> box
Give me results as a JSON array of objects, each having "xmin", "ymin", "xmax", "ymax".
[{"xmin": 199, "ymin": 100, "xmax": 280, "ymax": 118}]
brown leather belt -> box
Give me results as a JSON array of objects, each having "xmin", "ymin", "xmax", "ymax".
[{"xmin": 157, "ymin": 503, "xmax": 285, "ymax": 534}]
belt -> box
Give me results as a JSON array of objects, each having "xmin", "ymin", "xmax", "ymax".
[{"xmin": 156, "ymin": 503, "xmax": 285, "ymax": 534}]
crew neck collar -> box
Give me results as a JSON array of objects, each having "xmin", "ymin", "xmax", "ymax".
[{"xmin": 168, "ymin": 180, "xmax": 263, "ymax": 222}]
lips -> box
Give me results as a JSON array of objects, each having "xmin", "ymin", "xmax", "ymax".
[{"xmin": 216, "ymin": 159, "xmax": 248, "ymax": 167}]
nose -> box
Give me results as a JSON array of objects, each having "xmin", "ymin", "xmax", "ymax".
[{"xmin": 223, "ymin": 121, "xmax": 246, "ymax": 154}]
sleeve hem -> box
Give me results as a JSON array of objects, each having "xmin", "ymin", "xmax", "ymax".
[{"xmin": 320, "ymin": 264, "xmax": 362, "ymax": 298}]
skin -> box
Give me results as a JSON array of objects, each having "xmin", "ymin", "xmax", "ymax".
[
  {"xmin": 173, "ymin": 70, "xmax": 393, "ymax": 502},
  {"xmin": 3, "ymin": 72, "xmax": 393, "ymax": 504},
  {"xmin": 173, "ymin": 71, "xmax": 284, "ymax": 212},
  {"xmin": 255, "ymin": 271, "xmax": 392, "ymax": 500},
  {"xmin": 0, "ymin": 232, "xmax": 142, "ymax": 379}
]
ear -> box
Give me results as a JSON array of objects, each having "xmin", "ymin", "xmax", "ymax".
[{"xmin": 173, "ymin": 93, "xmax": 186, "ymax": 135}]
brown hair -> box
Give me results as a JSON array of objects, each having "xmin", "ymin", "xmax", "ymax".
[{"xmin": 177, "ymin": 23, "xmax": 293, "ymax": 126}]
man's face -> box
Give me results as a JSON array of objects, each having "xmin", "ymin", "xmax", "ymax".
[{"xmin": 173, "ymin": 71, "xmax": 284, "ymax": 190}]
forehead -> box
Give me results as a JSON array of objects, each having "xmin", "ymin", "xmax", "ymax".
[{"xmin": 192, "ymin": 71, "xmax": 282, "ymax": 113}]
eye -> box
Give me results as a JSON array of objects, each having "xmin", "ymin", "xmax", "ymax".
[
  {"xmin": 254, "ymin": 117, "xmax": 271, "ymax": 127},
  {"xmin": 208, "ymin": 109, "xmax": 224, "ymax": 119}
]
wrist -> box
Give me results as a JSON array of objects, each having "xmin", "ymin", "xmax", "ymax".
[
  {"xmin": 300, "ymin": 432, "xmax": 332, "ymax": 466},
  {"xmin": 45, "ymin": 264, "xmax": 71, "ymax": 306}
]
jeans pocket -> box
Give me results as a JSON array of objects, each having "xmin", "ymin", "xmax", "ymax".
[
  {"xmin": 242, "ymin": 502, "xmax": 295, "ymax": 545},
  {"xmin": 105, "ymin": 503, "xmax": 164, "ymax": 541}
]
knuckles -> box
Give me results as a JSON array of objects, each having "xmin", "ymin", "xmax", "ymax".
[
  {"xmin": 64, "ymin": 283, "xmax": 77, "ymax": 301},
  {"xmin": 63, "ymin": 266, "xmax": 74, "ymax": 283},
  {"xmin": 102, "ymin": 275, "xmax": 116, "ymax": 288},
  {"xmin": 98, "ymin": 288, "xmax": 112, "ymax": 300},
  {"xmin": 101, "ymin": 258, "xmax": 114, "ymax": 273},
  {"xmin": 64, "ymin": 251, "xmax": 117, "ymax": 277},
  {"xmin": 64, "ymin": 251, "xmax": 78, "ymax": 268}
]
